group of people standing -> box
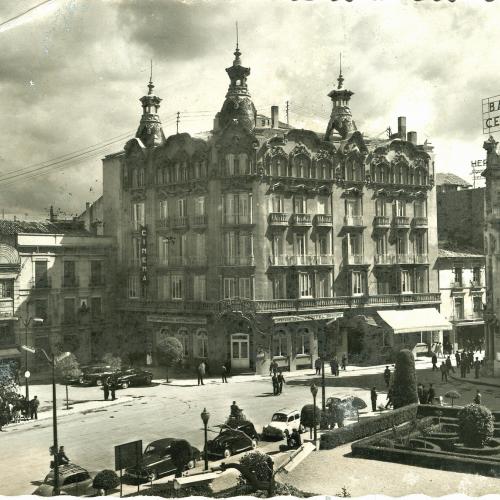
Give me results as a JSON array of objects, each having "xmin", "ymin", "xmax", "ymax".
[
  {"xmin": 431, "ymin": 351, "xmax": 482, "ymax": 381},
  {"xmin": 269, "ymin": 361, "xmax": 286, "ymax": 395},
  {"xmin": 0, "ymin": 394, "xmax": 39, "ymax": 429},
  {"xmin": 313, "ymin": 354, "xmax": 347, "ymax": 376},
  {"xmin": 102, "ymin": 378, "xmax": 116, "ymax": 401}
]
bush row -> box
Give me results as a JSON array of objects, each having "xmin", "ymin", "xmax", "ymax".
[{"xmin": 320, "ymin": 404, "xmax": 418, "ymax": 450}]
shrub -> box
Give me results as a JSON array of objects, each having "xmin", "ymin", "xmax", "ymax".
[
  {"xmin": 169, "ymin": 439, "xmax": 194, "ymax": 477},
  {"xmin": 157, "ymin": 337, "xmax": 184, "ymax": 382},
  {"xmin": 458, "ymin": 404, "xmax": 494, "ymax": 448},
  {"xmin": 101, "ymin": 353, "xmax": 122, "ymax": 371},
  {"xmin": 300, "ymin": 404, "xmax": 322, "ymax": 429},
  {"xmin": 391, "ymin": 349, "xmax": 418, "ymax": 409},
  {"xmin": 320, "ymin": 404, "xmax": 418, "ymax": 449},
  {"xmin": 239, "ymin": 451, "xmax": 273, "ymax": 484},
  {"xmin": 92, "ymin": 469, "xmax": 120, "ymax": 495}
]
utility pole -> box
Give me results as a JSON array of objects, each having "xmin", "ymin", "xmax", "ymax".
[
  {"xmin": 176, "ymin": 112, "xmax": 180, "ymax": 134},
  {"xmin": 286, "ymin": 101, "xmax": 289, "ymax": 126}
]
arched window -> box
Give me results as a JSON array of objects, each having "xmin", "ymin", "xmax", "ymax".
[
  {"xmin": 415, "ymin": 168, "xmax": 422, "ymax": 185},
  {"xmin": 345, "ymin": 160, "xmax": 354, "ymax": 181},
  {"xmin": 132, "ymin": 168, "xmax": 138, "ymax": 187},
  {"xmin": 401, "ymin": 164, "xmax": 409, "ymax": 185},
  {"xmin": 177, "ymin": 328, "xmax": 190, "ymax": 357},
  {"xmin": 272, "ymin": 157, "xmax": 280, "ymax": 177},
  {"xmin": 309, "ymin": 162, "xmax": 316, "ymax": 179},
  {"xmin": 196, "ymin": 329, "xmax": 208, "ymax": 358},
  {"xmin": 273, "ymin": 330, "xmax": 288, "ymax": 357},
  {"xmin": 375, "ymin": 165, "xmax": 384, "ymax": 183},
  {"xmin": 409, "ymin": 167, "xmax": 414, "ymax": 185},
  {"xmin": 353, "ymin": 161, "xmax": 362, "ymax": 181},
  {"xmin": 297, "ymin": 328, "xmax": 311, "ymax": 355},
  {"xmin": 179, "ymin": 161, "xmax": 188, "ymax": 181},
  {"xmin": 138, "ymin": 168, "xmax": 145, "ymax": 187}
]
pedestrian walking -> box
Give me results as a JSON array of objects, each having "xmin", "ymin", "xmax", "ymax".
[
  {"xmin": 314, "ymin": 358, "xmax": 321, "ymax": 375},
  {"xmin": 383, "ymin": 366, "xmax": 391, "ymax": 387},
  {"xmin": 417, "ymin": 383, "xmax": 424, "ymax": 404},
  {"xmin": 197, "ymin": 361, "xmax": 206, "ymax": 386},
  {"xmin": 271, "ymin": 373, "xmax": 279, "ymax": 395},
  {"xmin": 370, "ymin": 387, "xmax": 377, "ymax": 412},
  {"xmin": 436, "ymin": 342, "xmax": 443, "ymax": 358},
  {"xmin": 431, "ymin": 353, "xmax": 438, "ymax": 371},
  {"xmin": 460, "ymin": 359, "xmax": 467, "ymax": 378},
  {"xmin": 30, "ymin": 396, "xmax": 39, "ymax": 420},
  {"xmin": 428, "ymin": 383, "xmax": 436, "ymax": 404},
  {"xmin": 385, "ymin": 387, "xmax": 393, "ymax": 409},
  {"xmin": 440, "ymin": 362, "xmax": 448, "ymax": 382},
  {"xmin": 110, "ymin": 379, "xmax": 116, "ymax": 401},
  {"xmin": 333, "ymin": 358, "xmax": 339, "ymax": 376},
  {"xmin": 103, "ymin": 379, "xmax": 109, "ymax": 401},
  {"xmin": 474, "ymin": 357, "xmax": 481, "ymax": 379},
  {"xmin": 474, "ymin": 389, "xmax": 482, "ymax": 404},
  {"xmin": 445, "ymin": 356, "xmax": 455, "ymax": 374},
  {"xmin": 455, "ymin": 351, "xmax": 461, "ymax": 367},
  {"xmin": 269, "ymin": 360, "xmax": 278, "ymax": 376},
  {"xmin": 277, "ymin": 371, "xmax": 285, "ymax": 394},
  {"xmin": 221, "ymin": 363, "xmax": 228, "ymax": 383},
  {"xmin": 341, "ymin": 354, "xmax": 347, "ymax": 371}
]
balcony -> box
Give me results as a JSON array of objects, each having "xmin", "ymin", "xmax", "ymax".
[
  {"xmin": 62, "ymin": 277, "xmax": 79, "ymax": 288},
  {"xmin": 29, "ymin": 278, "xmax": 52, "ymax": 290},
  {"xmin": 395, "ymin": 254, "xmax": 413, "ymax": 265},
  {"xmin": 413, "ymin": 254, "xmax": 429, "ymax": 264},
  {"xmin": 450, "ymin": 281, "xmax": 465, "ymax": 290},
  {"xmin": 314, "ymin": 214, "xmax": 333, "ymax": 227},
  {"xmin": 373, "ymin": 216, "xmax": 391, "ymax": 229},
  {"xmin": 191, "ymin": 214, "xmax": 208, "ymax": 228},
  {"xmin": 343, "ymin": 215, "xmax": 364, "ymax": 228},
  {"xmin": 171, "ymin": 216, "xmax": 189, "ymax": 230},
  {"xmin": 189, "ymin": 256, "xmax": 208, "ymax": 267},
  {"xmin": 158, "ymin": 256, "xmax": 187, "ymax": 267},
  {"xmin": 344, "ymin": 254, "xmax": 367, "ymax": 266},
  {"xmin": 287, "ymin": 254, "xmax": 335, "ymax": 266},
  {"xmin": 219, "ymin": 255, "xmax": 255, "ymax": 266},
  {"xmin": 269, "ymin": 255, "xmax": 288, "ymax": 266},
  {"xmin": 374, "ymin": 254, "xmax": 395, "ymax": 265},
  {"xmin": 291, "ymin": 213, "xmax": 312, "ymax": 226},
  {"xmin": 268, "ymin": 213, "xmax": 289, "ymax": 226},
  {"xmin": 412, "ymin": 217, "xmax": 428, "ymax": 229},
  {"xmin": 450, "ymin": 312, "xmax": 484, "ymax": 323},
  {"xmin": 393, "ymin": 216, "xmax": 411, "ymax": 229},
  {"xmin": 223, "ymin": 215, "xmax": 253, "ymax": 226},
  {"xmin": 156, "ymin": 218, "xmax": 170, "ymax": 229}
]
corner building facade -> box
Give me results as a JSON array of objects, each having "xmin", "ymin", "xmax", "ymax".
[{"xmin": 104, "ymin": 46, "xmax": 443, "ymax": 374}]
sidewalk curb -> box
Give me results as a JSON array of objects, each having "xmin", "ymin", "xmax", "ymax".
[{"xmin": 450, "ymin": 374, "xmax": 500, "ymax": 389}]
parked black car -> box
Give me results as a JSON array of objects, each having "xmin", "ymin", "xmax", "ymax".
[
  {"xmin": 112, "ymin": 368, "xmax": 153, "ymax": 389},
  {"xmin": 79, "ymin": 365, "xmax": 118, "ymax": 386},
  {"xmin": 205, "ymin": 422, "xmax": 259, "ymax": 459},
  {"xmin": 125, "ymin": 438, "xmax": 200, "ymax": 482}
]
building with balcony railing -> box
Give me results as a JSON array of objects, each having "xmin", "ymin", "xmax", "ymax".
[
  {"xmin": 0, "ymin": 219, "xmax": 114, "ymax": 373},
  {"xmin": 100, "ymin": 42, "xmax": 442, "ymax": 374}
]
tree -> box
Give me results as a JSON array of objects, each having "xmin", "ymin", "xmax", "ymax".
[
  {"xmin": 92, "ymin": 469, "xmax": 120, "ymax": 495},
  {"xmin": 239, "ymin": 451, "xmax": 273, "ymax": 484},
  {"xmin": 300, "ymin": 404, "xmax": 322, "ymax": 436},
  {"xmin": 169, "ymin": 439, "xmax": 194, "ymax": 477},
  {"xmin": 458, "ymin": 404, "xmax": 494, "ymax": 448},
  {"xmin": 55, "ymin": 353, "xmax": 81, "ymax": 410},
  {"xmin": 101, "ymin": 353, "xmax": 122, "ymax": 371},
  {"xmin": 0, "ymin": 361, "xmax": 19, "ymax": 402},
  {"xmin": 157, "ymin": 337, "xmax": 184, "ymax": 382},
  {"xmin": 391, "ymin": 349, "xmax": 418, "ymax": 409}
]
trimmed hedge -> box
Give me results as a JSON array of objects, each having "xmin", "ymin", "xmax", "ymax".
[{"xmin": 320, "ymin": 404, "xmax": 418, "ymax": 449}]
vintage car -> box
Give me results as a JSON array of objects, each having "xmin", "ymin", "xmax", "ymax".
[
  {"xmin": 33, "ymin": 464, "xmax": 97, "ymax": 497},
  {"xmin": 112, "ymin": 368, "xmax": 154, "ymax": 389},
  {"xmin": 262, "ymin": 409, "xmax": 303, "ymax": 440},
  {"xmin": 125, "ymin": 438, "xmax": 200, "ymax": 482},
  {"xmin": 79, "ymin": 364, "xmax": 118, "ymax": 386},
  {"xmin": 205, "ymin": 422, "xmax": 259, "ymax": 459}
]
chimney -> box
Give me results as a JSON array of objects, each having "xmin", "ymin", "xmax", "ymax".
[
  {"xmin": 271, "ymin": 106, "xmax": 279, "ymax": 129},
  {"xmin": 407, "ymin": 131, "xmax": 417, "ymax": 145},
  {"xmin": 397, "ymin": 116, "xmax": 406, "ymax": 139}
]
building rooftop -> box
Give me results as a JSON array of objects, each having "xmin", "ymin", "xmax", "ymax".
[
  {"xmin": 436, "ymin": 172, "xmax": 471, "ymax": 188},
  {"xmin": 438, "ymin": 247, "xmax": 485, "ymax": 259},
  {"xmin": 0, "ymin": 219, "xmax": 90, "ymax": 236}
]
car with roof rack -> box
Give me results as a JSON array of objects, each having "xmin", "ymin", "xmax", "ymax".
[{"xmin": 33, "ymin": 464, "xmax": 97, "ymax": 497}]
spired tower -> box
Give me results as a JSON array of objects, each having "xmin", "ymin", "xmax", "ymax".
[
  {"xmin": 325, "ymin": 57, "xmax": 357, "ymax": 140},
  {"xmin": 135, "ymin": 66, "xmax": 166, "ymax": 148},
  {"xmin": 215, "ymin": 32, "xmax": 257, "ymax": 132}
]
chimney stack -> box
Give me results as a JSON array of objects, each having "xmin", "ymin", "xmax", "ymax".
[
  {"xmin": 407, "ymin": 131, "xmax": 417, "ymax": 145},
  {"xmin": 397, "ymin": 117, "xmax": 406, "ymax": 139},
  {"xmin": 271, "ymin": 106, "xmax": 279, "ymax": 129}
]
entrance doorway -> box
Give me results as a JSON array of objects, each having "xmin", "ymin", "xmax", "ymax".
[{"xmin": 231, "ymin": 333, "xmax": 250, "ymax": 370}]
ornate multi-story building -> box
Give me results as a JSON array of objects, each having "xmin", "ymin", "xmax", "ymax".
[{"xmin": 102, "ymin": 44, "xmax": 447, "ymax": 374}]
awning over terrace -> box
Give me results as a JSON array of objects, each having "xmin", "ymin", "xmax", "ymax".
[{"xmin": 377, "ymin": 308, "xmax": 452, "ymax": 334}]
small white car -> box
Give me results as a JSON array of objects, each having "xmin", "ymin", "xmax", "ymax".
[{"xmin": 262, "ymin": 409, "xmax": 302, "ymax": 440}]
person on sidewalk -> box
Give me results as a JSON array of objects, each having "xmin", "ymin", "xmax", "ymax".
[
  {"xmin": 197, "ymin": 361, "xmax": 206, "ymax": 386},
  {"xmin": 314, "ymin": 358, "xmax": 321, "ymax": 376},
  {"xmin": 277, "ymin": 371, "xmax": 285, "ymax": 394},
  {"xmin": 221, "ymin": 363, "xmax": 228, "ymax": 383},
  {"xmin": 103, "ymin": 379, "xmax": 109, "ymax": 401},
  {"xmin": 474, "ymin": 357, "xmax": 481, "ymax": 379},
  {"xmin": 110, "ymin": 379, "xmax": 116, "ymax": 401},
  {"xmin": 417, "ymin": 383, "xmax": 424, "ymax": 404},
  {"xmin": 455, "ymin": 351, "xmax": 461, "ymax": 367},
  {"xmin": 474, "ymin": 389, "xmax": 482, "ymax": 404},
  {"xmin": 431, "ymin": 353, "xmax": 438, "ymax": 371},
  {"xmin": 460, "ymin": 359, "xmax": 467, "ymax": 379},
  {"xmin": 272, "ymin": 373, "xmax": 279, "ymax": 395},
  {"xmin": 334, "ymin": 357, "xmax": 340, "ymax": 376},
  {"xmin": 428, "ymin": 383, "xmax": 436, "ymax": 404},
  {"xmin": 383, "ymin": 366, "xmax": 391, "ymax": 387},
  {"xmin": 445, "ymin": 356, "xmax": 455, "ymax": 374},
  {"xmin": 440, "ymin": 362, "xmax": 448, "ymax": 382},
  {"xmin": 269, "ymin": 360, "xmax": 278, "ymax": 376},
  {"xmin": 370, "ymin": 387, "xmax": 377, "ymax": 412},
  {"xmin": 341, "ymin": 354, "xmax": 347, "ymax": 371},
  {"xmin": 30, "ymin": 396, "xmax": 39, "ymax": 420}
]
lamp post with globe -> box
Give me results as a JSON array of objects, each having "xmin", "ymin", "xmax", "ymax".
[{"xmin": 201, "ymin": 408, "xmax": 210, "ymax": 471}]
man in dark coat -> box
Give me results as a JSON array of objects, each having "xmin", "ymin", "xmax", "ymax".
[
  {"xmin": 30, "ymin": 396, "xmax": 40, "ymax": 420},
  {"xmin": 383, "ymin": 366, "xmax": 391, "ymax": 387},
  {"xmin": 445, "ymin": 356, "xmax": 455, "ymax": 374},
  {"xmin": 460, "ymin": 358, "xmax": 467, "ymax": 378},
  {"xmin": 431, "ymin": 353, "xmax": 438, "ymax": 371},
  {"xmin": 417, "ymin": 383, "xmax": 424, "ymax": 404},
  {"xmin": 221, "ymin": 363, "xmax": 228, "ymax": 383},
  {"xmin": 474, "ymin": 357, "xmax": 481, "ymax": 379},
  {"xmin": 103, "ymin": 379, "xmax": 109, "ymax": 401},
  {"xmin": 428, "ymin": 383, "xmax": 436, "ymax": 404},
  {"xmin": 109, "ymin": 378, "xmax": 116, "ymax": 401},
  {"xmin": 314, "ymin": 358, "xmax": 321, "ymax": 375},
  {"xmin": 455, "ymin": 351, "xmax": 461, "ymax": 367},
  {"xmin": 277, "ymin": 371, "xmax": 285, "ymax": 394},
  {"xmin": 440, "ymin": 362, "xmax": 448, "ymax": 382},
  {"xmin": 370, "ymin": 387, "xmax": 377, "ymax": 412},
  {"xmin": 272, "ymin": 373, "xmax": 279, "ymax": 395},
  {"xmin": 197, "ymin": 361, "xmax": 206, "ymax": 386},
  {"xmin": 341, "ymin": 354, "xmax": 347, "ymax": 371}
]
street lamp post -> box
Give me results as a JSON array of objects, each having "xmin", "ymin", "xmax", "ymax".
[
  {"xmin": 21, "ymin": 345, "xmax": 69, "ymax": 496},
  {"xmin": 310, "ymin": 383, "xmax": 318, "ymax": 443},
  {"xmin": 20, "ymin": 317, "xmax": 44, "ymax": 401},
  {"xmin": 201, "ymin": 408, "xmax": 210, "ymax": 471}
]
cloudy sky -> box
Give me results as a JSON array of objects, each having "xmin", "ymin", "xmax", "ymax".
[{"xmin": 0, "ymin": 0, "xmax": 498, "ymax": 218}]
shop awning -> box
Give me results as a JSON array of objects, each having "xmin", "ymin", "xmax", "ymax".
[
  {"xmin": 0, "ymin": 348, "xmax": 21, "ymax": 358},
  {"xmin": 273, "ymin": 312, "xmax": 344, "ymax": 325},
  {"xmin": 377, "ymin": 308, "xmax": 452, "ymax": 334}
]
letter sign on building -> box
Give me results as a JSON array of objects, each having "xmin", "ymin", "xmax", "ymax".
[
  {"xmin": 140, "ymin": 226, "xmax": 148, "ymax": 284},
  {"xmin": 483, "ymin": 95, "xmax": 500, "ymax": 134}
]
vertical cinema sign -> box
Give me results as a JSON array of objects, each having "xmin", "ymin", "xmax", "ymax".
[{"xmin": 140, "ymin": 226, "xmax": 148, "ymax": 286}]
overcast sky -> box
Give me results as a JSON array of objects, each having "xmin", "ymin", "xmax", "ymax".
[{"xmin": 0, "ymin": 0, "xmax": 498, "ymax": 218}]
